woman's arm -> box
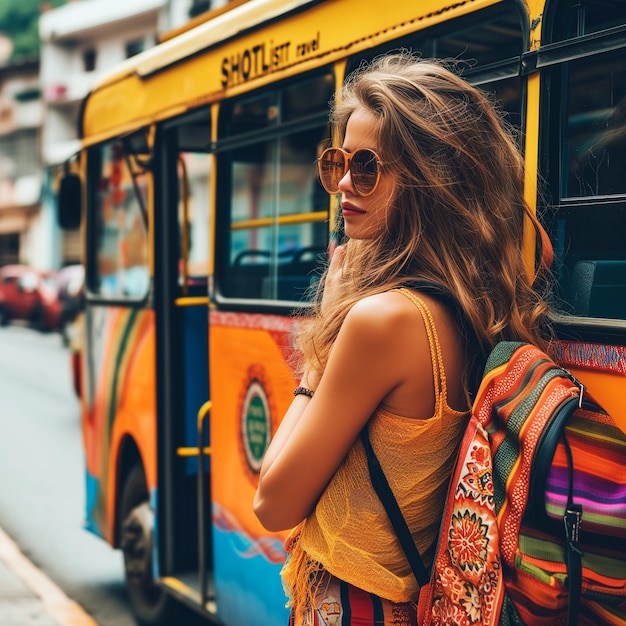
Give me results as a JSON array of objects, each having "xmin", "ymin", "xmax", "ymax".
[
  {"xmin": 253, "ymin": 245, "xmax": 346, "ymax": 479},
  {"xmin": 253, "ymin": 291, "xmax": 436, "ymax": 532}
]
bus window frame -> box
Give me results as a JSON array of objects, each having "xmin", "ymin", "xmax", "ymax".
[
  {"xmin": 160, "ymin": 108, "xmax": 214, "ymax": 298},
  {"xmin": 85, "ymin": 134, "xmax": 154, "ymax": 307},
  {"xmin": 539, "ymin": 4, "xmax": 626, "ymax": 338},
  {"xmin": 343, "ymin": 2, "xmax": 528, "ymax": 82},
  {"xmin": 212, "ymin": 74, "xmax": 334, "ymax": 313}
]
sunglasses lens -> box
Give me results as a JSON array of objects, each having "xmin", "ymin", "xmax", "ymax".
[
  {"xmin": 318, "ymin": 148, "xmax": 345, "ymax": 194},
  {"xmin": 318, "ymin": 148, "xmax": 381, "ymax": 195},
  {"xmin": 351, "ymin": 150, "xmax": 379, "ymax": 195}
]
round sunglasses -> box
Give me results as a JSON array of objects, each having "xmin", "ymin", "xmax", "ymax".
[{"xmin": 317, "ymin": 147, "xmax": 384, "ymax": 196}]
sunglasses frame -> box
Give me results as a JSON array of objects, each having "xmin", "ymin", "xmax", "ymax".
[{"xmin": 317, "ymin": 147, "xmax": 384, "ymax": 197}]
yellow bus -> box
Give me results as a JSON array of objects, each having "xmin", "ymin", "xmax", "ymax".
[{"xmin": 57, "ymin": 0, "xmax": 626, "ymax": 624}]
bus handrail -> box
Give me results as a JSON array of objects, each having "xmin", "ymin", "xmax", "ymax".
[
  {"xmin": 230, "ymin": 210, "xmax": 328, "ymax": 231},
  {"xmin": 197, "ymin": 400, "xmax": 212, "ymax": 607}
]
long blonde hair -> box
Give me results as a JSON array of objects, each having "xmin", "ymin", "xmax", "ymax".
[{"xmin": 296, "ymin": 53, "xmax": 552, "ymax": 394}]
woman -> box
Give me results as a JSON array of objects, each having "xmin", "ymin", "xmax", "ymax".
[{"xmin": 254, "ymin": 53, "xmax": 552, "ymax": 625}]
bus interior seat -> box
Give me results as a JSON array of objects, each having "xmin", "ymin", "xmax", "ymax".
[
  {"xmin": 261, "ymin": 275, "xmax": 318, "ymax": 301},
  {"xmin": 227, "ymin": 266, "xmax": 270, "ymax": 298},
  {"xmin": 261, "ymin": 248, "xmax": 324, "ymax": 301},
  {"xmin": 228, "ymin": 247, "xmax": 323, "ymax": 300},
  {"xmin": 569, "ymin": 259, "xmax": 626, "ymax": 319}
]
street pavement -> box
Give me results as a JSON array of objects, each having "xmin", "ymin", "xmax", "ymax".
[{"xmin": 0, "ymin": 525, "xmax": 97, "ymax": 626}]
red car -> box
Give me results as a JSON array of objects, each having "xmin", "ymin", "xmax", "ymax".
[{"xmin": 0, "ymin": 265, "xmax": 62, "ymax": 331}]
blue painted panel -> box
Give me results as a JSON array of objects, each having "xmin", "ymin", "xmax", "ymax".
[
  {"xmin": 212, "ymin": 504, "xmax": 289, "ymax": 626},
  {"xmin": 84, "ymin": 471, "xmax": 104, "ymax": 538},
  {"xmin": 182, "ymin": 305, "xmax": 210, "ymax": 474}
]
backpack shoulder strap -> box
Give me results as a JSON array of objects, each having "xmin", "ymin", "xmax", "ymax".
[{"xmin": 359, "ymin": 426, "xmax": 431, "ymax": 588}]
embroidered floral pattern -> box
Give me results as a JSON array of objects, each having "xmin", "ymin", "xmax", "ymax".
[
  {"xmin": 449, "ymin": 510, "xmax": 489, "ymax": 573},
  {"xmin": 424, "ymin": 420, "xmax": 503, "ymax": 626},
  {"xmin": 460, "ymin": 444, "xmax": 493, "ymax": 502}
]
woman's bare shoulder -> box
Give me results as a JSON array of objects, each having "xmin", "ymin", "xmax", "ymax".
[
  {"xmin": 347, "ymin": 290, "xmax": 419, "ymax": 326},
  {"xmin": 338, "ymin": 290, "xmax": 434, "ymax": 365},
  {"xmin": 346, "ymin": 289, "xmax": 454, "ymax": 333}
]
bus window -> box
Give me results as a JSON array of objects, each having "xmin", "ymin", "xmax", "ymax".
[
  {"xmin": 345, "ymin": 3, "xmax": 524, "ymax": 135},
  {"xmin": 168, "ymin": 114, "xmax": 212, "ymax": 293},
  {"xmin": 562, "ymin": 50, "xmax": 626, "ymax": 198},
  {"xmin": 477, "ymin": 76, "xmax": 523, "ymax": 135},
  {"xmin": 226, "ymin": 130, "xmax": 328, "ymax": 301},
  {"xmin": 224, "ymin": 92, "xmax": 278, "ymax": 137},
  {"xmin": 178, "ymin": 151, "xmax": 211, "ymax": 288},
  {"xmin": 552, "ymin": 0, "xmax": 626, "ymax": 40},
  {"xmin": 346, "ymin": 4, "xmax": 524, "ymax": 91},
  {"xmin": 433, "ymin": 5, "xmax": 524, "ymax": 132},
  {"xmin": 432, "ymin": 5, "xmax": 523, "ymax": 67},
  {"xmin": 219, "ymin": 73, "xmax": 333, "ymax": 303},
  {"xmin": 545, "ymin": 0, "xmax": 626, "ymax": 320},
  {"xmin": 89, "ymin": 138, "xmax": 150, "ymax": 299}
]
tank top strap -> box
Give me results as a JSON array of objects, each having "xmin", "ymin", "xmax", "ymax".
[{"xmin": 395, "ymin": 287, "xmax": 447, "ymax": 407}]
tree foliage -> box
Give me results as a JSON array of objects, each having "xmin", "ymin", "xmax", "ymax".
[{"xmin": 0, "ymin": 0, "xmax": 66, "ymax": 63}]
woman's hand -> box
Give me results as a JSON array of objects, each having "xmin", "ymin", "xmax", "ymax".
[{"xmin": 321, "ymin": 244, "xmax": 348, "ymax": 314}]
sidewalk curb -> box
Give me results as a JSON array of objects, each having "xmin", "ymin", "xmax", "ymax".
[{"xmin": 0, "ymin": 525, "xmax": 98, "ymax": 626}]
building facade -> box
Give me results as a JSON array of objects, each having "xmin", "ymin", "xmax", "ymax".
[
  {"xmin": 0, "ymin": 56, "xmax": 46, "ymax": 267},
  {"xmin": 0, "ymin": 0, "xmax": 229, "ymax": 271}
]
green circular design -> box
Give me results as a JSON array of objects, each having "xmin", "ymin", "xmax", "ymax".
[{"xmin": 245, "ymin": 392, "xmax": 268, "ymax": 468}]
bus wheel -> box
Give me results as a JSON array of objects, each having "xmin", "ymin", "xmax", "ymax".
[{"xmin": 120, "ymin": 464, "xmax": 181, "ymax": 626}]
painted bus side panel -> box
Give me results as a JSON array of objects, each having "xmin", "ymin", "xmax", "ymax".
[
  {"xmin": 212, "ymin": 503, "xmax": 288, "ymax": 625},
  {"xmin": 83, "ymin": 306, "xmax": 157, "ymax": 543},
  {"xmin": 554, "ymin": 341, "xmax": 626, "ymax": 431},
  {"xmin": 209, "ymin": 311, "xmax": 296, "ymax": 625}
]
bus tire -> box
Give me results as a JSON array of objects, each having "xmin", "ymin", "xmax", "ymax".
[{"xmin": 120, "ymin": 464, "xmax": 182, "ymax": 626}]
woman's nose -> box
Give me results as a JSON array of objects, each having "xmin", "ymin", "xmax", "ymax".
[{"xmin": 337, "ymin": 168, "xmax": 354, "ymax": 194}]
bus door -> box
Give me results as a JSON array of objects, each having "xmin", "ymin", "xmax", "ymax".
[{"xmin": 153, "ymin": 111, "xmax": 215, "ymax": 613}]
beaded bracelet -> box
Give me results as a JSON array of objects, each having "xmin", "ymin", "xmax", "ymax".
[{"xmin": 293, "ymin": 386, "xmax": 315, "ymax": 398}]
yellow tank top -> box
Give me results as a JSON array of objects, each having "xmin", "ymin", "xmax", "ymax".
[{"xmin": 282, "ymin": 289, "xmax": 469, "ymax": 608}]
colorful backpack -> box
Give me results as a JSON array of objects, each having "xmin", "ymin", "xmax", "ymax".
[{"xmin": 415, "ymin": 341, "xmax": 626, "ymax": 625}]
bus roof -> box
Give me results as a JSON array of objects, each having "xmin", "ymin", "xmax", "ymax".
[
  {"xmin": 91, "ymin": 0, "xmax": 316, "ymax": 91},
  {"xmin": 81, "ymin": 0, "xmax": 505, "ymax": 143}
]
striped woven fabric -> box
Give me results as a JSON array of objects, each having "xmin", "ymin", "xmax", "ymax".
[
  {"xmin": 421, "ymin": 342, "xmax": 626, "ymax": 625},
  {"xmin": 545, "ymin": 413, "xmax": 626, "ymax": 537}
]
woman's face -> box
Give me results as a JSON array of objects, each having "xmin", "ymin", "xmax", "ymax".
[{"xmin": 337, "ymin": 106, "xmax": 397, "ymax": 240}]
